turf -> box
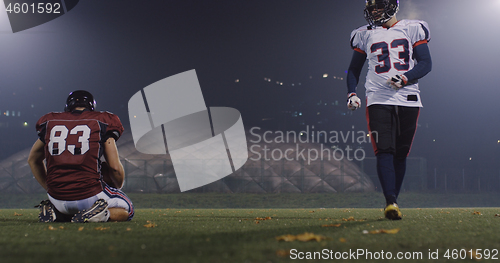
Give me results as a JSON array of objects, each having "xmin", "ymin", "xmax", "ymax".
[
  {"xmin": 3, "ymin": 192, "xmax": 500, "ymax": 209},
  {"xmin": 1, "ymin": 207, "xmax": 499, "ymax": 263}
]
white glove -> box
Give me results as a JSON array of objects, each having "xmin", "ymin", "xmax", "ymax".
[
  {"xmin": 347, "ymin": 93, "xmax": 361, "ymax": 111},
  {"xmin": 387, "ymin": 74, "xmax": 408, "ymax": 90}
]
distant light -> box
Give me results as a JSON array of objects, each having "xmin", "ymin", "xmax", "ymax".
[
  {"xmin": 235, "ymin": 79, "xmax": 239, "ymax": 83},
  {"xmin": 280, "ymin": 82, "xmax": 283, "ymax": 85},
  {"xmin": 323, "ymin": 74, "xmax": 328, "ymax": 78},
  {"xmin": 23, "ymin": 122, "xmax": 28, "ymax": 126},
  {"xmin": 134, "ymin": 116, "xmax": 137, "ymax": 118},
  {"xmin": 300, "ymin": 132, "xmax": 304, "ymax": 136},
  {"xmin": 497, "ymin": 140, "xmax": 500, "ymax": 143},
  {"xmin": 433, "ymin": 139, "xmax": 436, "ymax": 142},
  {"xmin": 469, "ymin": 157, "xmax": 472, "ymax": 161},
  {"xmin": 299, "ymin": 112, "xmax": 302, "ymax": 116},
  {"xmin": 31, "ymin": 104, "xmax": 34, "ymax": 108},
  {"xmin": 367, "ymin": 134, "xmax": 370, "ymax": 137},
  {"xmin": 317, "ymin": 112, "xmax": 320, "ymax": 115}
]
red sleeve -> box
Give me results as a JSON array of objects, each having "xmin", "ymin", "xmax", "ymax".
[
  {"xmin": 413, "ymin": 39, "xmax": 428, "ymax": 48},
  {"xmin": 35, "ymin": 113, "xmax": 53, "ymax": 143},
  {"xmin": 102, "ymin": 112, "xmax": 124, "ymax": 141},
  {"xmin": 353, "ymin": 47, "xmax": 366, "ymax": 55}
]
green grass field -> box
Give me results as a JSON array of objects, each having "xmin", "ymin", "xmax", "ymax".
[{"xmin": 2, "ymin": 205, "xmax": 500, "ymax": 263}]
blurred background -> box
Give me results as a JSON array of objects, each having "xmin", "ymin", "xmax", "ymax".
[{"xmin": 1, "ymin": 0, "xmax": 499, "ymax": 194}]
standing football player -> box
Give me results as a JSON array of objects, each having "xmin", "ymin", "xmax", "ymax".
[
  {"xmin": 28, "ymin": 90, "xmax": 134, "ymax": 222},
  {"xmin": 346, "ymin": 0, "xmax": 432, "ymax": 219}
]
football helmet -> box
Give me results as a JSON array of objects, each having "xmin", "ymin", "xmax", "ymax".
[
  {"xmin": 364, "ymin": 0, "xmax": 399, "ymax": 27},
  {"xmin": 64, "ymin": 90, "xmax": 96, "ymax": 112}
]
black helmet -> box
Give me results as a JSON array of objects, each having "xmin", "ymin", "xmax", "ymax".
[
  {"xmin": 364, "ymin": 0, "xmax": 399, "ymax": 27},
  {"xmin": 64, "ymin": 90, "xmax": 96, "ymax": 112}
]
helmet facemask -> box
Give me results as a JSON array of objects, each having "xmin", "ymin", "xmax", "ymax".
[{"xmin": 364, "ymin": 0, "xmax": 399, "ymax": 27}]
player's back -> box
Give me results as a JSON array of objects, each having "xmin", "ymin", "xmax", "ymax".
[{"xmin": 36, "ymin": 110, "xmax": 123, "ymax": 200}]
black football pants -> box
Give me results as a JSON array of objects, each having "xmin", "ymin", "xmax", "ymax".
[{"xmin": 366, "ymin": 104, "xmax": 420, "ymax": 204}]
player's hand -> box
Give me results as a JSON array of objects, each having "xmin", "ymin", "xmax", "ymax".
[
  {"xmin": 347, "ymin": 93, "xmax": 361, "ymax": 111},
  {"xmin": 387, "ymin": 74, "xmax": 408, "ymax": 90}
]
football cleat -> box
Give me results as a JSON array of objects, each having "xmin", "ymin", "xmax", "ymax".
[
  {"xmin": 384, "ymin": 203, "xmax": 402, "ymax": 220},
  {"xmin": 36, "ymin": 200, "xmax": 57, "ymax": 223},
  {"xmin": 71, "ymin": 199, "xmax": 110, "ymax": 223}
]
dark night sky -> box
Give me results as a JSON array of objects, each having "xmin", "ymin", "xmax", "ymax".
[{"xmin": 1, "ymin": 0, "xmax": 500, "ymax": 176}]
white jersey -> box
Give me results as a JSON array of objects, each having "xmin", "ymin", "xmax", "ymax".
[{"xmin": 350, "ymin": 19, "xmax": 431, "ymax": 107}]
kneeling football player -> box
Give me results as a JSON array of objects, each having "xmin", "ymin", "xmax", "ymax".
[{"xmin": 28, "ymin": 90, "xmax": 134, "ymax": 222}]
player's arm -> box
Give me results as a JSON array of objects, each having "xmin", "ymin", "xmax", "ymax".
[
  {"xmin": 103, "ymin": 137, "xmax": 125, "ymax": 189},
  {"xmin": 28, "ymin": 139, "xmax": 48, "ymax": 191},
  {"xmin": 404, "ymin": 42, "xmax": 432, "ymax": 81},
  {"xmin": 388, "ymin": 42, "xmax": 432, "ymax": 89},
  {"xmin": 346, "ymin": 49, "xmax": 366, "ymax": 110}
]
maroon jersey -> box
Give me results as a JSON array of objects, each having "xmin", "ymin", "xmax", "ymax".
[{"xmin": 36, "ymin": 110, "xmax": 124, "ymax": 201}]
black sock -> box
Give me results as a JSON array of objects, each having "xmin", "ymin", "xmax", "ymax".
[
  {"xmin": 394, "ymin": 157, "xmax": 407, "ymax": 198},
  {"xmin": 376, "ymin": 153, "xmax": 397, "ymax": 203},
  {"xmin": 385, "ymin": 195, "xmax": 397, "ymax": 205}
]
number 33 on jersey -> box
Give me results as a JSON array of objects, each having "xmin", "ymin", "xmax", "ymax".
[{"xmin": 350, "ymin": 20, "xmax": 430, "ymax": 107}]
